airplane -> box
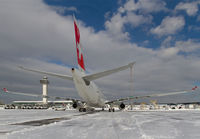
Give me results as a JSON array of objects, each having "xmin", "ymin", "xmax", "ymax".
[{"xmin": 3, "ymin": 16, "xmax": 198, "ymax": 112}]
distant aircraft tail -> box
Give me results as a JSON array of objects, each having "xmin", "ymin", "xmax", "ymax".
[
  {"xmin": 73, "ymin": 16, "xmax": 85, "ymax": 72},
  {"xmin": 192, "ymin": 86, "xmax": 198, "ymax": 91},
  {"xmin": 2, "ymin": 88, "xmax": 8, "ymax": 93}
]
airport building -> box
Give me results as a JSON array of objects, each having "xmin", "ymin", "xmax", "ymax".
[
  {"xmin": 10, "ymin": 100, "xmax": 73, "ymax": 109},
  {"xmin": 4, "ymin": 76, "xmax": 73, "ymax": 109}
]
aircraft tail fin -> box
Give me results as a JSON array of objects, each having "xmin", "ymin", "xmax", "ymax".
[
  {"xmin": 2, "ymin": 88, "xmax": 8, "ymax": 93},
  {"xmin": 192, "ymin": 86, "xmax": 198, "ymax": 91},
  {"xmin": 73, "ymin": 16, "xmax": 85, "ymax": 72}
]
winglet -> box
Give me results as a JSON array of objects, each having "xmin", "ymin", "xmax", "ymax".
[
  {"xmin": 192, "ymin": 86, "xmax": 198, "ymax": 91},
  {"xmin": 2, "ymin": 88, "xmax": 8, "ymax": 93}
]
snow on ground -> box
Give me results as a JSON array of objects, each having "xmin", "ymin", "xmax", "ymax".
[{"xmin": 1, "ymin": 110, "xmax": 200, "ymax": 139}]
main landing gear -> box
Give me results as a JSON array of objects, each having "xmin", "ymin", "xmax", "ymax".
[
  {"xmin": 79, "ymin": 108, "xmax": 86, "ymax": 112},
  {"xmin": 108, "ymin": 108, "xmax": 115, "ymax": 112}
]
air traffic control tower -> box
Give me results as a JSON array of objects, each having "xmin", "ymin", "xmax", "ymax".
[{"xmin": 40, "ymin": 76, "xmax": 49, "ymax": 104}]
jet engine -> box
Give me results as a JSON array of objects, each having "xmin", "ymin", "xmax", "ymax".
[
  {"xmin": 72, "ymin": 102, "xmax": 78, "ymax": 108},
  {"xmin": 119, "ymin": 103, "xmax": 125, "ymax": 109}
]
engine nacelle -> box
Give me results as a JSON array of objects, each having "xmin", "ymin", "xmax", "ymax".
[
  {"xmin": 72, "ymin": 102, "xmax": 78, "ymax": 108},
  {"xmin": 119, "ymin": 103, "xmax": 125, "ymax": 109}
]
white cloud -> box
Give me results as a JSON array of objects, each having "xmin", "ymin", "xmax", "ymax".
[
  {"xmin": 159, "ymin": 47, "xmax": 179, "ymax": 58},
  {"xmin": 126, "ymin": 12, "xmax": 152, "ymax": 27},
  {"xmin": 175, "ymin": 1, "xmax": 200, "ymax": 16},
  {"xmin": 151, "ymin": 16, "xmax": 185, "ymax": 36},
  {"xmin": 159, "ymin": 39, "xmax": 200, "ymax": 59},
  {"xmin": 50, "ymin": 6, "xmax": 77, "ymax": 14},
  {"xmin": 105, "ymin": 0, "xmax": 158, "ymax": 40},
  {"xmin": 121, "ymin": 0, "xmax": 168, "ymax": 13},
  {"xmin": 161, "ymin": 36, "xmax": 173, "ymax": 47},
  {"xmin": 175, "ymin": 39, "xmax": 200, "ymax": 53},
  {"xmin": 105, "ymin": 0, "xmax": 168, "ymax": 40},
  {"xmin": 105, "ymin": 13, "xmax": 129, "ymax": 40},
  {"xmin": 121, "ymin": 0, "xmax": 138, "ymax": 12},
  {"xmin": 104, "ymin": 11, "xmax": 111, "ymax": 19},
  {"xmin": 104, "ymin": 12, "xmax": 152, "ymax": 40}
]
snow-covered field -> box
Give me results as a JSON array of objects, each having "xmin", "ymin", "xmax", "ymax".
[{"xmin": 1, "ymin": 109, "xmax": 200, "ymax": 139}]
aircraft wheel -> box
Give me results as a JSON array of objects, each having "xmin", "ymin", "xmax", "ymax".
[
  {"xmin": 109, "ymin": 108, "xmax": 111, "ymax": 112},
  {"xmin": 83, "ymin": 108, "xmax": 86, "ymax": 112},
  {"xmin": 112, "ymin": 108, "xmax": 115, "ymax": 112},
  {"xmin": 79, "ymin": 108, "xmax": 83, "ymax": 112}
]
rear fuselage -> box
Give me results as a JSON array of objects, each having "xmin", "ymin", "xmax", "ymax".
[{"xmin": 71, "ymin": 68, "xmax": 106, "ymax": 107}]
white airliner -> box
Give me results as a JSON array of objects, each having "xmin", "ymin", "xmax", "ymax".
[{"xmin": 2, "ymin": 17, "xmax": 198, "ymax": 112}]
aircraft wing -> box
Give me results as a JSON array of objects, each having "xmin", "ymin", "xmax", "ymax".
[
  {"xmin": 1, "ymin": 88, "xmax": 41, "ymax": 97},
  {"xmin": 52, "ymin": 96, "xmax": 84, "ymax": 103},
  {"xmin": 105, "ymin": 86, "xmax": 198, "ymax": 104},
  {"xmin": 1, "ymin": 88, "xmax": 84, "ymax": 103},
  {"xmin": 19, "ymin": 66, "xmax": 73, "ymax": 81},
  {"xmin": 83, "ymin": 62, "xmax": 135, "ymax": 81}
]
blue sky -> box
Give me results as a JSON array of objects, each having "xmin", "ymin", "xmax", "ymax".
[
  {"xmin": 43, "ymin": 0, "xmax": 119, "ymax": 31},
  {"xmin": 43, "ymin": 0, "xmax": 200, "ymax": 49}
]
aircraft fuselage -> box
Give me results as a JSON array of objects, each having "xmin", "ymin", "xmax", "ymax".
[{"xmin": 71, "ymin": 68, "xmax": 106, "ymax": 107}]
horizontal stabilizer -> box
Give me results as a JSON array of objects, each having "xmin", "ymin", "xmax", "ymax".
[
  {"xmin": 19, "ymin": 66, "xmax": 73, "ymax": 81},
  {"xmin": 83, "ymin": 62, "xmax": 135, "ymax": 81}
]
